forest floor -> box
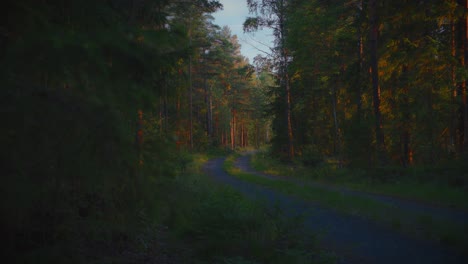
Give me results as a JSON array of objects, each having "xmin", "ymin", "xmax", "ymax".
[{"xmin": 203, "ymin": 154, "xmax": 468, "ymax": 264}]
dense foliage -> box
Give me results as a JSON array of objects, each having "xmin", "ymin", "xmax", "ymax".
[
  {"xmin": 250, "ymin": 0, "xmax": 468, "ymax": 168},
  {"xmin": 0, "ymin": 0, "xmax": 273, "ymax": 262}
]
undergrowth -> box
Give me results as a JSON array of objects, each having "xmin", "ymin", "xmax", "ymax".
[
  {"xmin": 250, "ymin": 149, "xmax": 468, "ymax": 210},
  {"xmin": 3, "ymin": 87, "xmax": 331, "ymax": 263},
  {"xmin": 163, "ymin": 154, "xmax": 337, "ymax": 263},
  {"xmin": 226, "ymin": 153, "xmax": 468, "ymax": 255}
]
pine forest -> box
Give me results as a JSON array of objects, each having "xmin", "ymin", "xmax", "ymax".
[{"xmin": 2, "ymin": 1, "xmax": 468, "ymax": 263}]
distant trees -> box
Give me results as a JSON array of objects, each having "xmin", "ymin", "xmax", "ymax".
[
  {"xmin": 244, "ymin": 0, "xmax": 295, "ymax": 160},
  {"xmin": 178, "ymin": 18, "xmax": 268, "ymax": 151},
  {"xmin": 264, "ymin": 0, "xmax": 468, "ymax": 166}
]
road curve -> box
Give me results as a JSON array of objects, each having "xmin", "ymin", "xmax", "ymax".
[
  {"xmin": 235, "ymin": 155, "xmax": 468, "ymax": 225},
  {"xmin": 203, "ymin": 157, "xmax": 467, "ymax": 264}
]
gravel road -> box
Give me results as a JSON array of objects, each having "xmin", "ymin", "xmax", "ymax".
[
  {"xmin": 235, "ymin": 155, "xmax": 468, "ymax": 225},
  {"xmin": 203, "ymin": 157, "xmax": 467, "ymax": 264}
]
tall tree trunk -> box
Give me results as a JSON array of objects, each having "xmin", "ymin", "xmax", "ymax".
[
  {"xmin": 241, "ymin": 122, "xmax": 245, "ymax": 147},
  {"xmin": 369, "ymin": 0, "xmax": 387, "ymax": 165},
  {"xmin": 208, "ymin": 88, "xmax": 213, "ymax": 137},
  {"xmin": 285, "ymin": 72, "xmax": 294, "ymax": 158},
  {"xmin": 204, "ymin": 75, "xmax": 210, "ymax": 136},
  {"xmin": 279, "ymin": 0, "xmax": 294, "ymax": 159},
  {"xmin": 451, "ymin": 14, "xmax": 457, "ymax": 156},
  {"xmin": 231, "ymin": 109, "xmax": 236, "ymax": 149},
  {"xmin": 401, "ymin": 65, "xmax": 411, "ymax": 167},
  {"xmin": 255, "ymin": 121, "xmax": 259, "ymax": 148},
  {"xmin": 357, "ymin": 27, "xmax": 364, "ymax": 123},
  {"xmin": 189, "ymin": 54, "xmax": 193, "ymax": 150},
  {"xmin": 136, "ymin": 109, "xmax": 144, "ymax": 166},
  {"xmin": 221, "ymin": 131, "xmax": 225, "ymax": 146},
  {"xmin": 160, "ymin": 77, "xmax": 168, "ymax": 134},
  {"xmin": 188, "ymin": 6, "xmax": 194, "ymax": 150},
  {"xmin": 332, "ymin": 85, "xmax": 340, "ymax": 156},
  {"xmin": 356, "ymin": 0, "xmax": 364, "ymax": 123},
  {"xmin": 463, "ymin": 0, "xmax": 468, "ymax": 153}
]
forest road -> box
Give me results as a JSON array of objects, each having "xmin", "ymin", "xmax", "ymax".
[
  {"xmin": 235, "ymin": 154, "xmax": 468, "ymax": 225},
  {"xmin": 203, "ymin": 157, "xmax": 467, "ymax": 264}
]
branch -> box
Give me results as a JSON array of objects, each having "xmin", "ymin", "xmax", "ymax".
[{"xmin": 239, "ymin": 36, "xmax": 271, "ymax": 55}]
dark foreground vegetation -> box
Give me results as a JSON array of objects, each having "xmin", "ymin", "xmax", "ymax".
[
  {"xmin": 0, "ymin": 0, "xmax": 319, "ymax": 263},
  {"xmin": 2, "ymin": 0, "xmax": 262, "ymax": 262}
]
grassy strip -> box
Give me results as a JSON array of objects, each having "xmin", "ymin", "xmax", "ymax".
[
  {"xmin": 12, "ymin": 151, "xmax": 335, "ymax": 264},
  {"xmin": 250, "ymin": 152, "xmax": 468, "ymax": 210},
  {"xmin": 224, "ymin": 154, "xmax": 468, "ymax": 254},
  {"xmin": 163, "ymin": 153, "xmax": 337, "ymax": 264}
]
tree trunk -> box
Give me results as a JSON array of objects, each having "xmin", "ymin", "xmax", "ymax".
[
  {"xmin": 356, "ymin": 0, "xmax": 364, "ymax": 123},
  {"xmin": 369, "ymin": 0, "xmax": 387, "ymax": 165},
  {"xmin": 463, "ymin": 0, "xmax": 468, "ymax": 153},
  {"xmin": 241, "ymin": 122, "xmax": 245, "ymax": 147},
  {"xmin": 188, "ymin": 8, "xmax": 193, "ymax": 150},
  {"xmin": 255, "ymin": 121, "xmax": 259, "ymax": 148},
  {"xmin": 332, "ymin": 85, "xmax": 340, "ymax": 156},
  {"xmin": 401, "ymin": 65, "xmax": 411, "ymax": 167},
  {"xmin": 189, "ymin": 56, "xmax": 193, "ymax": 150},
  {"xmin": 231, "ymin": 109, "xmax": 236, "ymax": 149},
  {"xmin": 204, "ymin": 75, "xmax": 210, "ymax": 136},
  {"xmin": 279, "ymin": 0, "xmax": 294, "ymax": 159},
  {"xmin": 285, "ymin": 74, "xmax": 294, "ymax": 158},
  {"xmin": 451, "ymin": 14, "xmax": 457, "ymax": 156},
  {"xmin": 244, "ymin": 121, "xmax": 248, "ymax": 147},
  {"xmin": 208, "ymin": 88, "xmax": 213, "ymax": 137}
]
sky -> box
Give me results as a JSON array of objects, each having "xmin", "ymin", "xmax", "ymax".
[{"xmin": 211, "ymin": 0, "xmax": 274, "ymax": 64}]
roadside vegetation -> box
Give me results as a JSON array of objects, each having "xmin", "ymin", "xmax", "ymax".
[
  {"xmin": 224, "ymin": 153, "xmax": 468, "ymax": 255},
  {"xmin": 169, "ymin": 154, "xmax": 336, "ymax": 264},
  {"xmin": 250, "ymin": 149, "xmax": 468, "ymax": 210},
  {"xmin": 4, "ymin": 145, "xmax": 337, "ymax": 263},
  {"xmin": 1, "ymin": 1, "xmax": 288, "ymax": 263}
]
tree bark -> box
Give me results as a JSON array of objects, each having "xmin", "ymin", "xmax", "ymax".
[
  {"xmin": 332, "ymin": 85, "xmax": 340, "ymax": 156},
  {"xmin": 401, "ymin": 65, "xmax": 411, "ymax": 167},
  {"xmin": 451, "ymin": 13, "xmax": 457, "ymax": 155},
  {"xmin": 279, "ymin": 0, "xmax": 294, "ymax": 159},
  {"xmin": 208, "ymin": 88, "xmax": 213, "ymax": 137},
  {"xmin": 463, "ymin": 0, "xmax": 468, "ymax": 153},
  {"xmin": 356, "ymin": 0, "xmax": 364, "ymax": 123},
  {"xmin": 189, "ymin": 54, "xmax": 193, "ymax": 150},
  {"xmin": 241, "ymin": 122, "xmax": 245, "ymax": 147},
  {"xmin": 231, "ymin": 109, "xmax": 236, "ymax": 149},
  {"xmin": 369, "ymin": 0, "xmax": 387, "ymax": 165}
]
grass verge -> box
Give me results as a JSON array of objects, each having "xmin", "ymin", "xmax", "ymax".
[
  {"xmin": 250, "ymin": 151, "xmax": 468, "ymax": 210},
  {"xmin": 224, "ymin": 154, "xmax": 468, "ymax": 254},
  {"xmin": 159, "ymin": 153, "xmax": 337, "ymax": 264}
]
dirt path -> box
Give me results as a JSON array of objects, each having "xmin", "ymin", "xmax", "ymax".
[
  {"xmin": 235, "ymin": 154, "xmax": 468, "ymax": 225},
  {"xmin": 203, "ymin": 157, "xmax": 466, "ymax": 264}
]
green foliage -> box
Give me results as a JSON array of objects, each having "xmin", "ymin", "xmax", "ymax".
[
  {"xmin": 1, "ymin": 86, "xmax": 144, "ymax": 263},
  {"xmin": 0, "ymin": 0, "xmax": 232, "ymax": 262},
  {"xmin": 244, "ymin": 152, "xmax": 468, "ymax": 253},
  {"xmin": 154, "ymin": 156, "xmax": 332, "ymax": 263},
  {"xmin": 298, "ymin": 144, "xmax": 323, "ymax": 166},
  {"xmin": 278, "ymin": 0, "xmax": 468, "ymax": 167},
  {"xmin": 252, "ymin": 150, "xmax": 468, "ymax": 209},
  {"xmin": 0, "ymin": 0, "xmax": 303, "ymax": 261}
]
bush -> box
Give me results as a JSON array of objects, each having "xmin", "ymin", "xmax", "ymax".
[
  {"xmin": 0, "ymin": 87, "xmax": 159, "ymax": 263},
  {"xmin": 299, "ymin": 145, "xmax": 323, "ymax": 166},
  {"xmin": 164, "ymin": 168, "xmax": 326, "ymax": 263}
]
